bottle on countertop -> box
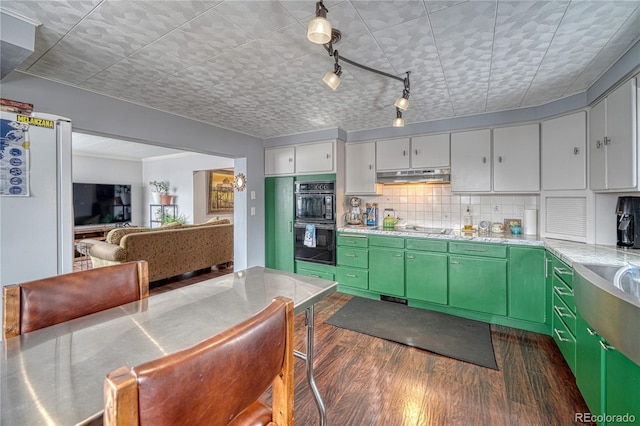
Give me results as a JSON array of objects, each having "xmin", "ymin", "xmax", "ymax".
[
  {"xmin": 463, "ymin": 205, "xmax": 473, "ymax": 231},
  {"xmin": 367, "ymin": 203, "xmax": 378, "ymax": 226}
]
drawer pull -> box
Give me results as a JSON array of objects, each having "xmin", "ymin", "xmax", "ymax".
[
  {"xmin": 406, "ymin": 255, "xmax": 415, "ymax": 259},
  {"xmin": 345, "ymin": 254, "xmax": 357, "ymax": 258},
  {"xmin": 394, "ymin": 254, "xmax": 403, "ymax": 257},
  {"xmin": 587, "ymin": 327, "xmax": 598, "ymax": 336},
  {"xmin": 450, "ymin": 261, "xmax": 460, "ymax": 265},
  {"xmin": 553, "ymin": 266, "xmax": 573, "ymax": 276},
  {"xmin": 554, "ymin": 305, "xmax": 571, "ymax": 318},
  {"xmin": 308, "ymin": 274, "xmax": 321, "ymax": 278},
  {"xmin": 554, "ymin": 328, "xmax": 569, "ymax": 342},
  {"xmin": 554, "ymin": 286, "xmax": 574, "ymax": 296},
  {"xmin": 345, "ymin": 273, "xmax": 357, "ymax": 278},
  {"xmin": 600, "ymin": 340, "xmax": 614, "ymax": 351}
]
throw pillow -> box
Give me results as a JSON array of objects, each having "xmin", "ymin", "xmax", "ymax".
[
  {"xmin": 205, "ymin": 216, "xmax": 220, "ymax": 223},
  {"xmin": 202, "ymin": 218, "xmax": 231, "ymax": 226},
  {"xmin": 159, "ymin": 222, "xmax": 182, "ymax": 229}
]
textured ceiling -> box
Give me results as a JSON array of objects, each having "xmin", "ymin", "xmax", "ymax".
[{"xmin": 2, "ymin": 1, "xmax": 639, "ymax": 139}]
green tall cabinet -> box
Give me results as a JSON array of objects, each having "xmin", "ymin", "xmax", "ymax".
[{"xmin": 265, "ymin": 176, "xmax": 294, "ymax": 272}]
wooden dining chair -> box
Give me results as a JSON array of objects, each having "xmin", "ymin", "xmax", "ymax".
[
  {"xmin": 103, "ymin": 296, "xmax": 294, "ymax": 426},
  {"xmin": 2, "ymin": 260, "xmax": 149, "ymax": 339}
]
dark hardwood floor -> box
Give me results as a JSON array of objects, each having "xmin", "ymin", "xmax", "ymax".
[{"xmin": 81, "ymin": 261, "xmax": 592, "ymax": 425}]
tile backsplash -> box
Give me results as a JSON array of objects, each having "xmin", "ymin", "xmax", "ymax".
[{"xmin": 347, "ymin": 183, "xmax": 539, "ymax": 230}]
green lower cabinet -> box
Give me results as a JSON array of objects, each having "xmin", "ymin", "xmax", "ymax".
[
  {"xmin": 604, "ymin": 344, "xmax": 640, "ymax": 424},
  {"xmin": 576, "ymin": 313, "xmax": 603, "ymax": 421},
  {"xmin": 369, "ymin": 247, "xmax": 405, "ymax": 297},
  {"xmin": 336, "ymin": 267, "xmax": 368, "ymax": 290},
  {"xmin": 449, "ymin": 255, "xmax": 507, "ymax": 315},
  {"xmin": 405, "ymin": 250, "xmax": 448, "ymax": 304},
  {"xmin": 508, "ymin": 247, "xmax": 546, "ymax": 323}
]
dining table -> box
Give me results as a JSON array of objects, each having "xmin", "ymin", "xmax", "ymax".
[{"xmin": 1, "ymin": 266, "xmax": 337, "ymax": 425}]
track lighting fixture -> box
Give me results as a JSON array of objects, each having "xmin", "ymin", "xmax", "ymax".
[
  {"xmin": 307, "ymin": 1, "xmax": 332, "ymax": 45},
  {"xmin": 394, "ymin": 72, "xmax": 411, "ymax": 111},
  {"xmin": 307, "ymin": 1, "xmax": 412, "ymax": 128},
  {"xmin": 323, "ymin": 49, "xmax": 342, "ymax": 90},
  {"xmin": 393, "ymin": 108, "xmax": 405, "ymax": 128}
]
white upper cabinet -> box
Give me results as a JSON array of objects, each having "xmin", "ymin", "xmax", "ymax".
[
  {"xmin": 410, "ymin": 134, "xmax": 450, "ymax": 168},
  {"xmin": 493, "ymin": 124, "xmax": 540, "ymax": 192},
  {"xmin": 589, "ymin": 77, "xmax": 638, "ymax": 191},
  {"xmin": 376, "ymin": 138, "xmax": 410, "ymax": 170},
  {"xmin": 265, "ymin": 146, "xmax": 295, "ymax": 176},
  {"xmin": 296, "ymin": 141, "xmax": 334, "ymax": 173},
  {"xmin": 345, "ymin": 142, "xmax": 381, "ymax": 195},
  {"xmin": 542, "ymin": 112, "xmax": 587, "ymax": 191},
  {"xmin": 451, "ymin": 129, "xmax": 491, "ymax": 192}
]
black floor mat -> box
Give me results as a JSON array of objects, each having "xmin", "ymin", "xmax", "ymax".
[{"xmin": 325, "ymin": 296, "xmax": 498, "ymax": 370}]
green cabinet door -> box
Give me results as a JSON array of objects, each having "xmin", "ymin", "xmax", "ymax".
[
  {"xmin": 575, "ymin": 313, "xmax": 603, "ymax": 419},
  {"xmin": 449, "ymin": 255, "xmax": 507, "ymax": 315},
  {"xmin": 265, "ymin": 177, "xmax": 294, "ymax": 272},
  {"xmin": 509, "ymin": 247, "xmax": 546, "ymax": 323},
  {"xmin": 406, "ymin": 250, "xmax": 448, "ymax": 304},
  {"xmin": 369, "ymin": 247, "xmax": 405, "ymax": 297},
  {"xmin": 605, "ymin": 345, "xmax": 640, "ymax": 423}
]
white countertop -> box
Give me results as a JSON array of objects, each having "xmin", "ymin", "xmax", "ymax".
[{"xmin": 337, "ymin": 226, "xmax": 640, "ymax": 267}]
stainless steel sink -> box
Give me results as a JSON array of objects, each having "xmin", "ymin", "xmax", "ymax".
[{"xmin": 574, "ymin": 263, "xmax": 640, "ymax": 366}]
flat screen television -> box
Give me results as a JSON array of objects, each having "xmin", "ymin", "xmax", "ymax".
[{"xmin": 73, "ymin": 183, "xmax": 131, "ymax": 226}]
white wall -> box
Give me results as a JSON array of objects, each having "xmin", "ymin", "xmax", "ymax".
[
  {"xmin": 72, "ymin": 154, "xmax": 144, "ymax": 226},
  {"xmin": 1, "ymin": 73, "xmax": 266, "ymax": 268},
  {"xmin": 193, "ymin": 170, "xmax": 234, "ymax": 224},
  {"xmin": 143, "ymin": 153, "xmax": 234, "ymax": 225}
]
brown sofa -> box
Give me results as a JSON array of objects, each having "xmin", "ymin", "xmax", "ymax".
[{"xmin": 82, "ymin": 221, "xmax": 233, "ymax": 282}]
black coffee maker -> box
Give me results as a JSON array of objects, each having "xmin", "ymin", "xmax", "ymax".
[{"xmin": 616, "ymin": 196, "xmax": 640, "ymax": 248}]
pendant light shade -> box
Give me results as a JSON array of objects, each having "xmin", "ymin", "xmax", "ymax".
[
  {"xmin": 307, "ymin": 2, "xmax": 332, "ymax": 44},
  {"xmin": 393, "ymin": 108, "xmax": 405, "ymax": 127},
  {"xmin": 323, "ymin": 70, "xmax": 341, "ymax": 90},
  {"xmin": 394, "ymin": 96, "xmax": 409, "ymax": 111}
]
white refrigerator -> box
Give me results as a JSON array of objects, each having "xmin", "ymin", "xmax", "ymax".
[{"xmin": 0, "ymin": 111, "xmax": 74, "ymax": 293}]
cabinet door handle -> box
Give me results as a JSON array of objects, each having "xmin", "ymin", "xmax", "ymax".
[
  {"xmin": 554, "ymin": 328, "xmax": 569, "ymax": 342},
  {"xmin": 587, "ymin": 327, "xmax": 598, "ymax": 336},
  {"xmin": 289, "ymin": 157, "xmax": 293, "ymax": 162},
  {"xmin": 545, "ymin": 258, "xmax": 551, "ymax": 278},
  {"xmin": 600, "ymin": 340, "xmax": 614, "ymax": 351},
  {"xmin": 289, "ymin": 221, "xmax": 292, "ymax": 232},
  {"xmin": 326, "ymin": 153, "xmax": 330, "ymax": 159},
  {"xmin": 345, "ymin": 273, "xmax": 357, "ymax": 278},
  {"xmin": 498, "ymin": 156, "xmax": 503, "ymax": 163},
  {"xmin": 553, "ymin": 305, "xmax": 571, "ymax": 318},
  {"xmin": 482, "ymin": 157, "xmax": 487, "ymax": 164},
  {"xmin": 450, "ymin": 261, "xmax": 460, "ymax": 265},
  {"xmin": 414, "ymin": 149, "xmax": 419, "ymax": 155},
  {"xmin": 369, "ymin": 164, "xmax": 372, "ymax": 170},
  {"xmin": 553, "ymin": 266, "xmax": 573, "ymax": 276},
  {"xmin": 403, "ymin": 150, "xmax": 407, "ymax": 156},
  {"xmin": 406, "ymin": 255, "xmax": 415, "ymax": 259},
  {"xmin": 553, "ymin": 286, "xmax": 573, "ymax": 296},
  {"xmin": 596, "ymin": 140, "xmax": 602, "ymax": 149},
  {"xmin": 573, "ymin": 147, "xmax": 580, "ymax": 155},
  {"xmin": 345, "ymin": 253, "xmax": 357, "ymax": 258},
  {"xmin": 604, "ymin": 136, "xmax": 611, "ymax": 146}
]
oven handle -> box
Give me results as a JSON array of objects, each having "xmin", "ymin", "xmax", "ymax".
[{"xmin": 294, "ymin": 222, "xmax": 335, "ymax": 230}]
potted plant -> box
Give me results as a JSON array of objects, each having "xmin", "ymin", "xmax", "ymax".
[{"xmin": 149, "ymin": 180, "xmax": 170, "ymax": 205}]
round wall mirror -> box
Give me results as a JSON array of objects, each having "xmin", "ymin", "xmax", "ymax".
[{"xmin": 234, "ymin": 173, "xmax": 247, "ymax": 191}]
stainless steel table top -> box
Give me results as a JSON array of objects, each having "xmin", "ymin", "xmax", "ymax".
[{"xmin": 1, "ymin": 267, "xmax": 338, "ymax": 425}]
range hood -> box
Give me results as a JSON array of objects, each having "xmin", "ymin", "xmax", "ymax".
[{"xmin": 376, "ymin": 168, "xmax": 450, "ymax": 184}]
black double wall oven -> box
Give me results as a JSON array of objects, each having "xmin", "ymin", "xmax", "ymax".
[{"xmin": 294, "ymin": 181, "xmax": 336, "ymax": 266}]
